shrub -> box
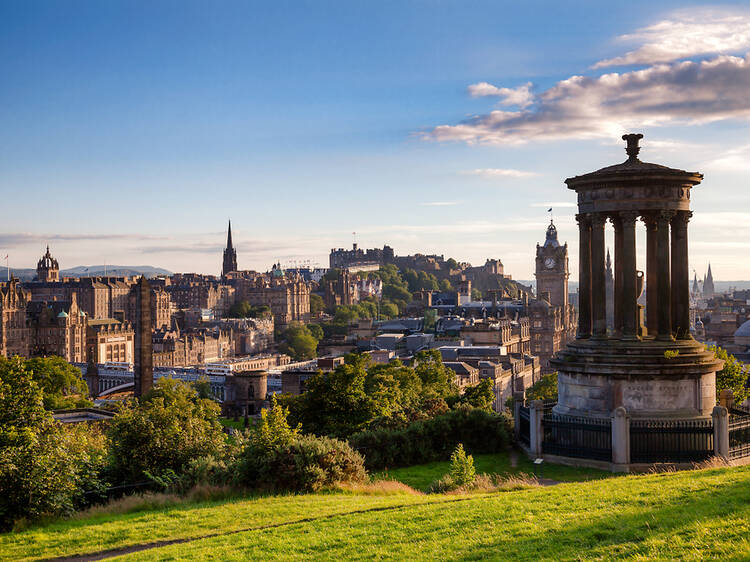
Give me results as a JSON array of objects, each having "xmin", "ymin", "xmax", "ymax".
[
  {"xmin": 349, "ymin": 408, "xmax": 511, "ymax": 471},
  {"xmin": 0, "ymin": 358, "xmax": 107, "ymax": 530},
  {"xmin": 240, "ymin": 434, "xmax": 367, "ymax": 492},
  {"xmin": 107, "ymin": 378, "xmax": 226, "ymax": 484},
  {"xmin": 449, "ymin": 444, "xmax": 476, "ymax": 487}
]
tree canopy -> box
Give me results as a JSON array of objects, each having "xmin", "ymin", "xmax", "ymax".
[
  {"xmin": 711, "ymin": 346, "xmax": 749, "ymax": 406},
  {"xmin": 279, "ymin": 323, "xmax": 321, "ymax": 361}
]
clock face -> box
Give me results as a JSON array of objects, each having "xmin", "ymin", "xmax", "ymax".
[{"xmin": 544, "ymin": 257, "xmax": 556, "ymax": 269}]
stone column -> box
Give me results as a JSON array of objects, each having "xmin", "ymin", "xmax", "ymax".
[
  {"xmin": 712, "ymin": 405, "xmax": 729, "ymax": 460},
  {"xmin": 643, "ymin": 215, "xmax": 658, "ymax": 336},
  {"xmin": 529, "ymin": 399, "xmax": 544, "ymax": 458},
  {"xmin": 612, "ymin": 215, "xmax": 623, "ymax": 336},
  {"xmin": 576, "ymin": 213, "xmax": 592, "ymax": 339},
  {"xmin": 656, "ymin": 211, "xmax": 675, "ymax": 341},
  {"xmin": 671, "ymin": 211, "xmax": 692, "ymax": 339},
  {"xmin": 611, "ymin": 406, "xmax": 630, "ymax": 471},
  {"xmin": 134, "ymin": 276, "xmax": 153, "ymax": 398},
  {"xmin": 591, "ymin": 213, "xmax": 607, "ymax": 339},
  {"xmin": 620, "ymin": 212, "xmax": 639, "ymax": 340}
]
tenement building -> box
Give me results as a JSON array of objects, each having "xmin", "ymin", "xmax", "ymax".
[
  {"xmin": 0, "ymin": 279, "xmax": 31, "ymax": 357},
  {"xmin": 27, "ymin": 293, "xmax": 87, "ymax": 363}
]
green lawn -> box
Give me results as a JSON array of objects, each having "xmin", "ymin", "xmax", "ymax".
[
  {"xmin": 374, "ymin": 449, "xmax": 612, "ymax": 490},
  {"xmin": 3, "ymin": 466, "xmax": 750, "ymax": 560}
]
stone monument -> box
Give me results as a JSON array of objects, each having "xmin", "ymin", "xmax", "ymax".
[
  {"xmin": 550, "ymin": 134, "xmax": 723, "ymax": 419},
  {"xmin": 133, "ymin": 275, "xmax": 153, "ymax": 398}
]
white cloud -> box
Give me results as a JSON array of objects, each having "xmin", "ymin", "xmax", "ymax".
[
  {"xmin": 419, "ymin": 201, "xmax": 459, "ymax": 207},
  {"xmin": 468, "ymin": 81, "xmax": 534, "ymax": 108},
  {"xmin": 594, "ymin": 9, "xmax": 750, "ymax": 68},
  {"xmin": 465, "ymin": 168, "xmax": 539, "ymax": 178},
  {"xmin": 701, "ymin": 143, "xmax": 750, "ymax": 172},
  {"xmin": 426, "ymin": 54, "xmax": 750, "ymax": 145}
]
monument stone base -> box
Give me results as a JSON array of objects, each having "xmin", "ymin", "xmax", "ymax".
[{"xmin": 550, "ymin": 338, "xmax": 722, "ymax": 419}]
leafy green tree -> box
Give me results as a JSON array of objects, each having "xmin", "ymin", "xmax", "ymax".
[
  {"xmin": 307, "ymin": 323, "xmax": 324, "ymax": 341},
  {"xmin": 4, "ymin": 356, "xmax": 91, "ymax": 410},
  {"xmin": 526, "ymin": 372, "xmax": 558, "ymax": 402},
  {"xmin": 0, "ymin": 358, "xmax": 105, "ymax": 530},
  {"xmin": 711, "ymin": 346, "xmax": 749, "ymax": 405},
  {"xmin": 107, "ymin": 378, "xmax": 225, "ymax": 483},
  {"xmin": 227, "ymin": 301, "xmax": 271, "ymax": 319},
  {"xmin": 446, "ymin": 258, "xmax": 458, "ymax": 270},
  {"xmin": 380, "ymin": 302, "xmax": 399, "ymax": 319},
  {"xmin": 310, "ymin": 294, "xmax": 325, "ymax": 316},
  {"xmin": 413, "ymin": 350, "xmax": 459, "ymax": 400},
  {"xmin": 439, "ymin": 279, "xmax": 453, "ymax": 291},
  {"xmin": 471, "ymin": 288, "xmax": 483, "ymax": 301},
  {"xmin": 280, "ymin": 323, "xmax": 319, "ymax": 360},
  {"xmin": 460, "ymin": 378, "xmax": 495, "ymax": 411},
  {"xmin": 250, "ymin": 395, "xmax": 300, "ymax": 455}
]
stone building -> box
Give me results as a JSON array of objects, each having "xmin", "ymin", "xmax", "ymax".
[
  {"xmin": 233, "ymin": 270, "xmax": 310, "ymax": 330},
  {"xmin": 36, "ymin": 245, "xmax": 59, "ymax": 282},
  {"xmin": 86, "ymin": 318, "xmax": 134, "ymax": 364},
  {"xmin": 0, "ymin": 278, "xmax": 31, "ymax": 358},
  {"xmin": 531, "ymin": 221, "xmax": 577, "ymax": 372},
  {"xmin": 222, "ymin": 220, "xmax": 238, "ymax": 279},
  {"xmin": 27, "ymin": 293, "xmax": 87, "ymax": 363}
]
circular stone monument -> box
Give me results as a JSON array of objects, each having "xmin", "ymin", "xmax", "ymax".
[{"xmin": 549, "ymin": 134, "xmax": 723, "ymax": 419}]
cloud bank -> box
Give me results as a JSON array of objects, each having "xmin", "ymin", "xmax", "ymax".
[{"xmin": 425, "ymin": 9, "xmax": 750, "ymax": 146}]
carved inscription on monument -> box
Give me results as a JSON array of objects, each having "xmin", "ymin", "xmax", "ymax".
[{"xmin": 622, "ymin": 380, "xmax": 695, "ymax": 411}]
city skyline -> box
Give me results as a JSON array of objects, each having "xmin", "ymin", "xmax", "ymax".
[{"xmin": 3, "ymin": 2, "xmax": 750, "ymax": 279}]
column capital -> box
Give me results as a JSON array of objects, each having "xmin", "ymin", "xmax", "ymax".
[
  {"xmin": 619, "ymin": 210, "xmax": 640, "ymax": 224},
  {"xmin": 656, "ymin": 210, "xmax": 676, "ymax": 225},
  {"xmin": 640, "ymin": 212, "xmax": 658, "ymax": 230},
  {"xmin": 671, "ymin": 210, "xmax": 693, "ymax": 226},
  {"xmin": 590, "ymin": 212, "xmax": 608, "ymax": 228},
  {"xmin": 575, "ymin": 213, "xmax": 592, "ymax": 226}
]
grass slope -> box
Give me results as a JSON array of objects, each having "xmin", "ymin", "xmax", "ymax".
[
  {"xmin": 376, "ymin": 451, "xmax": 611, "ymax": 490},
  {"xmin": 3, "ymin": 466, "xmax": 750, "ymax": 560}
]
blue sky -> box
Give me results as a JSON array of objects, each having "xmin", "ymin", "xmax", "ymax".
[{"xmin": 2, "ymin": 1, "xmax": 750, "ymax": 280}]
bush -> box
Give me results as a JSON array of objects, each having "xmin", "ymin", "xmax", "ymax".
[
  {"xmin": 349, "ymin": 408, "xmax": 511, "ymax": 471},
  {"xmin": 107, "ymin": 378, "xmax": 226, "ymax": 484},
  {"xmin": 449, "ymin": 444, "xmax": 476, "ymax": 487},
  {"xmin": 526, "ymin": 372, "xmax": 558, "ymax": 402},
  {"xmin": 0, "ymin": 358, "xmax": 107, "ymax": 530},
  {"xmin": 240, "ymin": 434, "xmax": 367, "ymax": 492}
]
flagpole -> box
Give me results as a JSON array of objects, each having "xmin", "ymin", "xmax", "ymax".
[{"xmin": 6, "ymin": 255, "xmax": 9, "ymax": 282}]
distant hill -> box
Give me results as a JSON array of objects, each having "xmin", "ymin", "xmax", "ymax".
[{"xmin": 4, "ymin": 265, "xmax": 171, "ymax": 281}]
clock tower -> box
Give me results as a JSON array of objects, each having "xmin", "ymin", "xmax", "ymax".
[{"xmin": 535, "ymin": 220, "xmax": 569, "ymax": 312}]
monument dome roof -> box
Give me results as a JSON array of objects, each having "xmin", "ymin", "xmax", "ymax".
[
  {"xmin": 566, "ymin": 133, "xmax": 702, "ymax": 186},
  {"xmin": 735, "ymin": 319, "xmax": 750, "ymax": 338}
]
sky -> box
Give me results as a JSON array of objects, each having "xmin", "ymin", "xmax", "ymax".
[{"xmin": 2, "ymin": 1, "xmax": 750, "ymax": 281}]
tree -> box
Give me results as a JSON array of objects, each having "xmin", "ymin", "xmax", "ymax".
[
  {"xmin": 471, "ymin": 288, "xmax": 483, "ymax": 301},
  {"xmin": 6, "ymin": 356, "xmax": 92, "ymax": 410},
  {"xmin": 446, "ymin": 258, "xmax": 458, "ymax": 270},
  {"xmin": 460, "ymin": 378, "xmax": 495, "ymax": 411},
  {"xmin": 413, "ymin": 350, "xmax": 459, "ymax": 400},
  {"xmin": 711, "ymin": 346, "xmax": 749, "ymax": 406},
  {"xmin": 439, "ymin": 279, "xmax": 452, "ymax": 292},
  {"xmin": 280, "ymin": 323, "xmax": 319, "ymax": 360},
  {"xmin": 310, "ymin": 294, "xmax": 325, "ymax": 317},
  {"xmin": 526, "ymin": 372, "xmax": 558, "ymax": 402},
  {"xmin": 307, "ymin": 323, "xmax": 324, "ymax": 341},
  {"xmin": 449, "ymin": 443, "xmax": 476, "ymax": 487},
  {"xmin": 107, "ymin": 378, "xmax": 225, "ymax": 483},
  {"xmin": 250, "ymin": 395, "xmax": 300, "ymax": 455},
  {"xmin": 0, "ymin": 358, "xmax": 105, "ymax": 530}
]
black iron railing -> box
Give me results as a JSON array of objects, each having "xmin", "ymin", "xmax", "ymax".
[
  {"xmin": 729, "ymin": 413, "xmax": 750, "ymax": 460},
  {"xmin": 630, "ymin": 418, "xmax": 713, "ymax": 463},
  {"xmin": 518, "ymin": 405, "xmax": 530, "ymax": 447},
  {"xmin": 542, "ymin": 413, "xmax": 611, "ymax": 461}
]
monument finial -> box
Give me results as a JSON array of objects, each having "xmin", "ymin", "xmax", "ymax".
[{"xmin": 622, "ymin": 133, "xmax": 643, "ymax": 160}]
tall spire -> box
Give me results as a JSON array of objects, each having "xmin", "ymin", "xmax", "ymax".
[{"xmin": 222, "ymin": 220, "xmax": 238, "ymax": 278}]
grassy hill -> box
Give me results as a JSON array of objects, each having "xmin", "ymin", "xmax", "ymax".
[{"xmin": 3, "ymin": 465, "xmax": 750, "ymax": 560}]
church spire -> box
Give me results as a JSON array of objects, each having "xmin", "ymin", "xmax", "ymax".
[{"xmin": 222, "ymin": 220, "xmax": 238, "ymax": 278}]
